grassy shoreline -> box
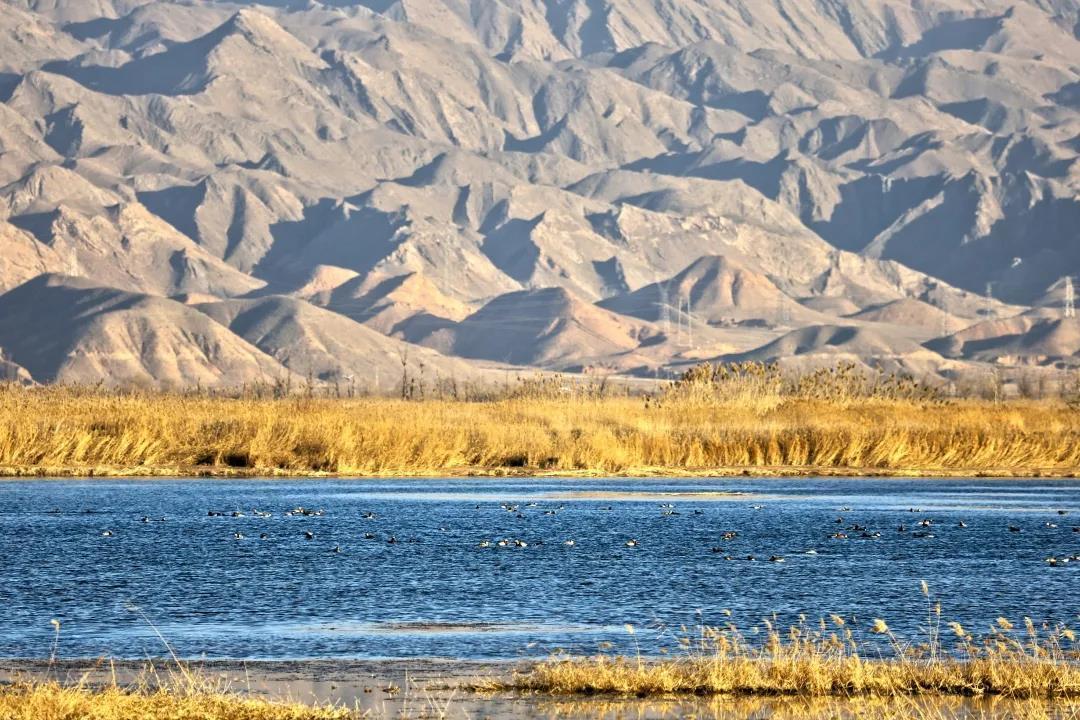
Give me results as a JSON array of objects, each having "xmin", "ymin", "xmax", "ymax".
[{"xmin": 1, "ymin": 378, "xmax": 1080, "ymax": 478}]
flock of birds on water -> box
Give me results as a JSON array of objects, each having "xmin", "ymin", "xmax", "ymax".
[{"xmin": 83, "ymin": 500, "xmax": 1080, "ymax": 567}]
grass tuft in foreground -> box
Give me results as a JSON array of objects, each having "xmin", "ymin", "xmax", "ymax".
[
  {"xmin": 0, "ymin": 679, "xmax": 350, "ymax": 720},
  {"xmin": 515, "ymin": 607, "xmax": 1080, "ymax": 699},
  {"xmin": 1, "ymin": 363, "xmax": 1079, "ymax": 477}
]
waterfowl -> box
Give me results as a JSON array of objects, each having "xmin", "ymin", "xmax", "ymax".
[
  {"xmin": 897, "ymin": 524, "xmax": 907, "ymax": 532},
  {"xmin": 513, "ymin": 539, "xmax": 528, "ymax": 548},
  {"xmin": 1045, "ymin": 522, "xmax": 1058, "ymax": 528},
  {"xmin": 769, "ymin": 555, "xmax": 785, "ymax": 563},
  {"xmin": 387, "ymin": 536, "xmax": 398, "ymax": 544},
  {"xmin": 1058, "ymin": 510, "xmax": 1068, "ymax": 515},
  {"xmin": 497, "ymin": 539, "xmax": 509, "ymax": 547},
  {"xmin": 721, "ymin": 531, "xmax": 738, "ymax": 540},
  {"xmin": 233, "ymin": 532, "xmax": 245, "ymax": 540},
  {"xmin": 101, "ymin": 530, "xmax": 113, "ymax": 537},
  {"xmin": 363, "ymin": 533, "xmax": 375, "ymax": 540},
  {"xmin": 259, "ymin": 533, "xmax": 268, "ymax": 539},
  {"xmin": 830, "ymin": 532, "xmax": 848, "ymax": 540},
  {"xmin": 745, "ymin": 555, "xmax": 756, "ymax": 561},
  {"xmin": 918, "ymin": 519, "xmax": 932, "ymax": 527},
  {"xmin": 362, "ymin": 512, "xmax": 376, "ymax": 520},
  {"xmin": 710, "ymin": 547, "xmax": 723, "ymax": 554},
  {"xmin": 331, "ymin": 545, "xmax": 341, "ymax": 553},
  {"xmin": 957, "ymin": 521, "xmax": 967, "ymax": 528},
  {"xmin": 141, "ymin": 517, "xmax": 150, "ymax": 523},
  {"xmin": 750, "ymin": 505, "xmax": 765, "ymax": 511},
  {"xmin": 1046, "ymin": 557, "xmax": 1060, "ymax": 566},
  {"xmin": 304, "ymin": 531, "xmax": 315, "ymax": 540},
  {"xmin": 478, "ymin": 540, "xmax": 491, "ymax": 548},
  {"xmin": 564, "ymin": 540, "xmax": 575, "ymax": 546},
  {"xmin": 912, "ymin": 531, "xmax": 934, "ymax": 538},
  {"xmin": 625, "ymin": 539, "xmax": 638, "ymax": 547},
  {"xmin": 231, "ymin": 511, "xmax": 244, "ymax": 518},
  {"xmin": 804, "ymin": 549, "xmax": 818, "ymax": 555},
  {"xmin": 1008, "ymin": 525, "xmax": 1022, "ymax": 533},
  {"xmin": 839, "ymin": 507, "xmax": 852, "ymax": 512}
]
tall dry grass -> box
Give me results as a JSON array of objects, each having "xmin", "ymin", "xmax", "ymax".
[
  {"xmin": 515, "ymin": 605, "xmax": 1080, "ymax": 699},
  {"xmin": 0, "ymin": 363, "xmax": 1078, "ymax": 477},
  {"xmin": 0, "ymin": 680, "xmax": 352, "ymax": 720}
]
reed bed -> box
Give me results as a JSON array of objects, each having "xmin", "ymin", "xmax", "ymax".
[
  {"xmin": 0, "ymin": 674, "xmax": 351, "ymax": 720},
  {"xmin": 0, "ymin": 363, "xmax": 1078, "ymax": 477},
  {"xmin": 514, "ymin": 606, "xmax": 1080, "ymax": 699}
]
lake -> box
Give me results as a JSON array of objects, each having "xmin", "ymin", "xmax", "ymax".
[{"xmin": 1, "ymin": 478, "xmax": 1077, "ymax": 661}]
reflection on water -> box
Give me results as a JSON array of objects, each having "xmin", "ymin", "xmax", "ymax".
[{"xmin": 1, "ymin": 477, "xmax": 1078, "ymax": 660}]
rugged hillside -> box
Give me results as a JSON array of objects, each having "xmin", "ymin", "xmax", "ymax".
[
  {"xmin": 0, "ymin": 0, "xmax": 1076, "ymax": 385},
  {"xmin": 0, "ymin": 274, "xmax": 290, "ymax": 386},
  {"xmin": 196, "ymin": 294, "xmax": 490, "ymax": 386}
]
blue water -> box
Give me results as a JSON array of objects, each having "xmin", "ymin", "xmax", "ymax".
[{"xmin": 0, "ymin": 478, "xmax": 1077, "ymax": 661}]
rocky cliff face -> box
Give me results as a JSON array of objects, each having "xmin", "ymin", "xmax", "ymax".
[{"xmin": 0, "ymin": 0, "xmax": 1077, "ymax": 385}]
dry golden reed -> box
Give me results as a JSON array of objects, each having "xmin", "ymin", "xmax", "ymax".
[
  {"xmin": 0, "ymin": 363, "xmax": 1078, "ymax": 477},
  {"xmin": 515, "ymin": 611, "xmax": 1080, "ymax": 699},
  {"xmin": 0, "ymin": 679, "xmax": 350, "ymax": 720}
]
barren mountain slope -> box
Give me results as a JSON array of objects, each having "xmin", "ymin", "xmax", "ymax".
[
  {"xmin": 0, "ymin": 274, "xmax": 291, "ymax": 386},
  {"xmin": 0, "ymin": 0, "xmax": 1075, "ymax": 384}
]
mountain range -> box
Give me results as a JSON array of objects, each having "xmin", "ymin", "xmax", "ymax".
[{"xmin": 0, "ymin": 0, "xmax": 1077, "ymax": 387}]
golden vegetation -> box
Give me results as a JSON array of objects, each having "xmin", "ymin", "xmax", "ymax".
[
  {"xmin": 0, "ymin": 678, "xmax": 350, "ymax": 720},
  {"xmin": 0, "ymin": 363, "xmax": 1078, "ymax": 477},
  {"xmin": 515, "ymin": 603, "xmax": 1080, "ymax": 699}
]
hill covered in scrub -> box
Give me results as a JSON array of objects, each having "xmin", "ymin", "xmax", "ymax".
[{"xmin": 0, "ymin": 0, "xmax": 1077, "ymax": 387}]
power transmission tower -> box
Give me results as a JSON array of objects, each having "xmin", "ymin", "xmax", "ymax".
[
  {"xmin": 676, "ymin": 296, "xmax": 686, "ymax": 346},
  {"xmin": 658, "ymin": 281, "xmax": 671, "ymax": 334},
  {"xmin": 687, "ymin": 295, "xmax": 694, "ymax": 349},
  {"xmin": 776, "ymin": 294, "xmax": 790, "ymax": 326},
  {"xmin": 1066, "ymin": 276, "xmax": 1076, "ymax": 319}
]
